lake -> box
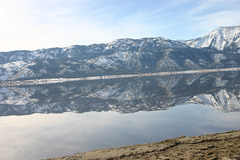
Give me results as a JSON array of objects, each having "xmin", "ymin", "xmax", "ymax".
[{"xmin": 0, "ymin": 72, "xmax": 240, "ymax": 160}]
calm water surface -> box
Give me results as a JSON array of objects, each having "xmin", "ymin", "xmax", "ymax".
[{"xmin": 0, "ymin": 72, "xmax": 240, "ymax": 160}]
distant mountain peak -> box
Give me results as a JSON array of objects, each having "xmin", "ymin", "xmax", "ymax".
[{"xmin": 184, "ymin": 25, "xmax": 240, "ymax": 51}]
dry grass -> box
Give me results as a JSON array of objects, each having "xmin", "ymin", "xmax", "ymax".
[{"xmin": 45, "ymin": 130, "xmax": 240, "ymax": 160}]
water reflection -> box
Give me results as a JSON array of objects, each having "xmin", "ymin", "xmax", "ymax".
[
  {"xmin": 0, "ymin": 104, "xmax": 239, "ymax": 160},
  {"xmin": 0, "ymin": 72, "xmax": 240, "ymax": 160},
  {"xmin": 0, "ymin": 72, "xmax": 240, "ymax": 116}
]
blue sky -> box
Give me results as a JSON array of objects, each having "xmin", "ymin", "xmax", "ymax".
[{"xmin": 0, "ymin": 0, "xmax": 239, "ymax": 51}]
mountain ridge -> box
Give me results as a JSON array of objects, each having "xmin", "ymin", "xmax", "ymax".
[
  {"xmin": 0, "ymin": 25, "xmax": 239, "ymax": 54},
  {"xmin": 0, "ymin": 25, "xmax": 240, "ymax": 81}
]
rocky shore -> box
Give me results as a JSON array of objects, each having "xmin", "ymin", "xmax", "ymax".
[{"xmin": 45, "ymin": 130, "xmax": 240, "ymax": 160}]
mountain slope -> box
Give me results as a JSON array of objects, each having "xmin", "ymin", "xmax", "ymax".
[
  {"xmin": 0, "ymin": 37, "xmax": 187, "ymax": 64},
  {"xmin": 0, "ymin": 26, "xmax": 240, "ymax": 81},
  {"xmin": 184, "ymin": 26, "xmax": 240, "ymax": 52},
  {"xmin": 2, "ymin": 48, "xmax": 240, "ymax": 81}
]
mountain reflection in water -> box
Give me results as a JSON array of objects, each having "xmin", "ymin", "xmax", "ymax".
[{"xmin": 0, "ymin": 72, "xmax": 240, "ymax": 116}]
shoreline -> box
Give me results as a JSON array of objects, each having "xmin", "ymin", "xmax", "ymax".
[
  {"xmin": 44, "ymin": 130, "xmax": 240, "ymax": 160},
  {"xmin": 1, "ymin": 67, "xmax": 240, "ymax": 87}
]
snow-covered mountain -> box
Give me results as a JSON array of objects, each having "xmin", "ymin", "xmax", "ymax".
[
  {"xmin": 184, "ymin": 26, "xmax": 240, "ymax": 52},
  {"xmin": 1, "ymin": 48, "xmax": 238, "ymax": 82},
  {"xmin": 188, "ymin": 89, "xmax": 240, "ymax": 112},
  {"xmin": 0, "ymin": 37, "xmax": 187, "ymax": 64},
  {"xmin": 0, "ymin": 72, "xmax": 240, "ymax": 116},
  {"xmin": 0, "ymin": 25, "xmax": 240, "ymax": 82}
]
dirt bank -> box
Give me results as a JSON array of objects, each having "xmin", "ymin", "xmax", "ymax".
[{"xmin": 45, "ymin": 130, "xmax": 240, "ymax": 160}]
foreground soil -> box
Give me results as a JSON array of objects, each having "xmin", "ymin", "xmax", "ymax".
[{"xmin": 45, "ymin": 130, "xmax": 240, "ymax": 160}]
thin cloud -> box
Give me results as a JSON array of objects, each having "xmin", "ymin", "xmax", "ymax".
[
  {"xmin": 185, "ymin": 0, "xmax": 240, "ymax": 37},
  {"xmin": 0, "ymin": 0, "xmax": 239, "ymax": 51}
]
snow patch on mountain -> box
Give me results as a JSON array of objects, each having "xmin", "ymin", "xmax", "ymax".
[
  {"xmin": 188, "ymin": 89, "xmax": 240, "ymax": 112},
  {"xmin": 0, "ymin": 87, "xmax": 38, "ymax": 105},
  {"xmin": 184, "ymin": 59, "xmax": 200, "ymax": 69},
  {"xmin": 156, "ymin": 51, "xmax": 179, "ymax": 71},
  {"xmin": 0, "ymin": 61, "xmax": 27, "ymax": 80},
  {"xmin": 87, "ymin": 50, "xmax": 151, "ymax": 70},
  {"xmin": 156, "ymin": 76, "xmax": 181, "ymax": 91},
  {"xmin": 184, "ymin": 74, "xmax": 201, "ymax": 85},
  {"xmin": 212, "ymin": 54, "xmax": 227, "ymax": 63},
  {"xmin": 214, "ymin": 77, "xmax": 228, "ymax": 87}
]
